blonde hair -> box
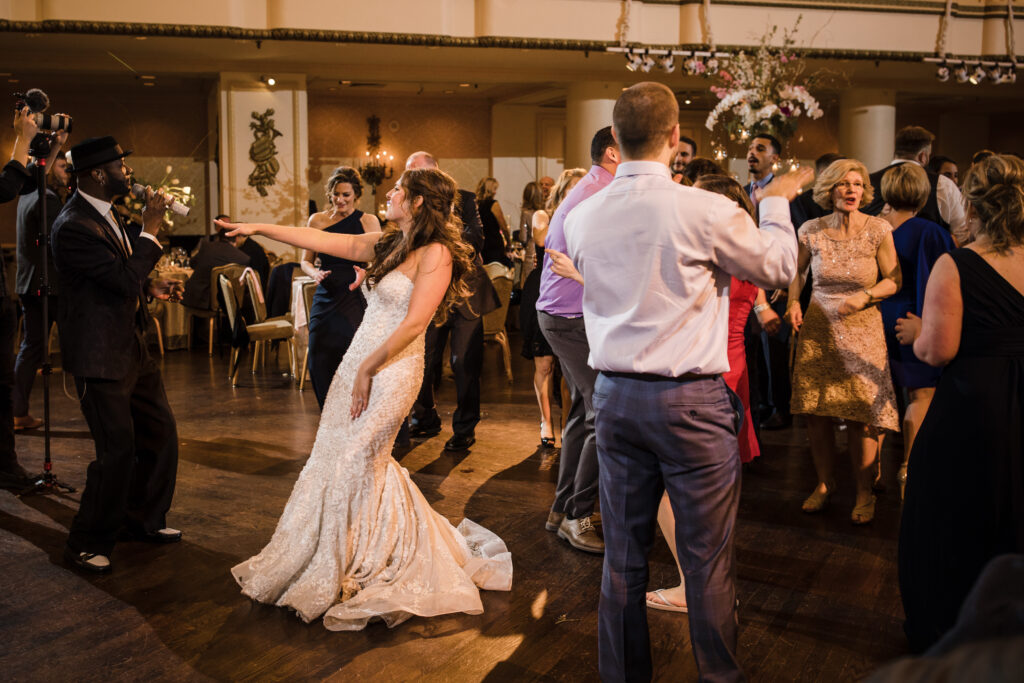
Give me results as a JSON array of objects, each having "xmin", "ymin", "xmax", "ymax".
[
  {"xmin": 547, "ymin": 168, "xmax": 587, "ymax": 213},
  {"xmin": 961, "ymin": 154, "xmax": 1024, "ymax": 254},
  {"xmin": 813, "ymin": 158, "xmax": 874, "ymax": 210},
  {"xmin": 475, "ymin": 177, "xmax": 498, "ymax": 202},
  {"xmin": 881, "ymin": 163, "xmax": 929, "ymax": 213}
]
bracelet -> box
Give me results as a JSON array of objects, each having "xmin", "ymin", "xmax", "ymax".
[
  {"xmin": 753, "ymin": 304, "xmax": 770, "ymax": 314},
  {"xmin": 862, "ymin": 289, "xmax": 873, "ymax": 302}
]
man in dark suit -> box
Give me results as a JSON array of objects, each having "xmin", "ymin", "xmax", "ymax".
[
  {"xmin": 52, "ymin": 136, "xmax": 183, "ymax": 574},
  {"xmin": 405, "ymin": 151, "xmax": 500, "ymax": 451},
  {"xmin": 181, "ymin": 217, "xmax": 251, "ymax": 310}
]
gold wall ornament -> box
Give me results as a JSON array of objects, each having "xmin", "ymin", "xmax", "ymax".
[{"xmin": 248, "ymin": 108, "xmax": 283, "ymax": 197}]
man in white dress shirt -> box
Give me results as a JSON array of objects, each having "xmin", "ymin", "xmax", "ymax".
[{"xmin": 564, "ymin": 82, "xmax": 809, "ymax": 682}]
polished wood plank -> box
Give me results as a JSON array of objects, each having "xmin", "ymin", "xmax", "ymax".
[{"xmin": 0, "ymin": 338, "xmax": 908, "ymax": 681}]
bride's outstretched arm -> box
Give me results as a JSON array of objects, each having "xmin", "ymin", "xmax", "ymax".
[
  {"xmin": 350, "ymin": 243, "xmax": 452, "ymax": 418},
  {"xmin": 215, "ymin": 219, "xmax": 380, "ymax": 262}
]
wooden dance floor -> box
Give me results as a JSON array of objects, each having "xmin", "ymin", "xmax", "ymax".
[{"xmin": 0, "ymin": 338, "xmax": 909, "ymax": 681}]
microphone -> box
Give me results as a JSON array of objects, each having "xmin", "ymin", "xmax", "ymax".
[{"xmin": 132, "ymin": 183, "xmax": 190, "ymax": 216}]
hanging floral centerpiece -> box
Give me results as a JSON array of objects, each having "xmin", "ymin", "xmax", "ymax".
[{"xmin": 705, "ymin": 20, "xmax": 824, "ymax": 144}]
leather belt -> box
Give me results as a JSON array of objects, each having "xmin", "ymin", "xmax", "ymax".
[{"xmin": 600, "ymin": 371, "xmax": 720, "ymax": 383}]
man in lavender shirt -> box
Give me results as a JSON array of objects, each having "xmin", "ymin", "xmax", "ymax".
[{"xmin": 536, "ymin": 126, "xmax": 619, "ymax": 554}]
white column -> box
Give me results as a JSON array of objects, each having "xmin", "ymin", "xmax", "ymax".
[
  {"xmin": 565, "ymin": 82, "xmax": 620, "ymax": 170},
  {"xmin": 838, "ymin": 89, "xmax": 895, "ymax": 171}
]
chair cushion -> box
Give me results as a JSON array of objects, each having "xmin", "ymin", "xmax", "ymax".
[{"xmin": 246, "ymin": 319, "xmax": 294, "ymax": 341}]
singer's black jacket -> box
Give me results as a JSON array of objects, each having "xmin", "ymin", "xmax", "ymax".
[{"xmin": 51, "ymin": 190, "xmax": 162, "ymax": 380}]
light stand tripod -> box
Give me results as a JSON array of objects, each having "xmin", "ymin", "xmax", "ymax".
[{"xmin": 25, "ymin": 134, "xmax": 74, "ymax": 494}]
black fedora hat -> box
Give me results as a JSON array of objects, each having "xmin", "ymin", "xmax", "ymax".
[{"xmin": 68, "ymin": 136, "xmax": 132, "ymax": 172}]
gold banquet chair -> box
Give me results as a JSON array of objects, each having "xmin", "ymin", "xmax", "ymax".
[
  {"xmin": 183, "ymin": 263, "xmax": 246, "ymax": 356},
  {"xmin": 240, "ymin": 268, "xmax": 293, "ymax": 372},
  {"xmin": 218, "ymin": 273, "xmax": 295, "ymax": 387},
  {"xmin": 482, "ymin": 263, "xmax": 514, "ymax": 384}
]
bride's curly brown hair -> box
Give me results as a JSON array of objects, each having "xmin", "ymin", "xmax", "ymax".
[{"xmin": 363, "ymin": 168, "xmax": 474, "ymax": 325}]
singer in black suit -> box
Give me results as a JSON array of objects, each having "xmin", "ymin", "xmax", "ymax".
[
  {"xmin": 52, "ymin": 136, "xmax": 183, "ymax": 574},
  {"xmin": 405, "ymin": 152, "xmax": 500, "ymax": 451}
]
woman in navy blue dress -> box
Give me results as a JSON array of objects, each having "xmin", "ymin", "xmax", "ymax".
[
  {"xmin": 302, "ymin": 167, "xmax": 381, "ymax": 408},
  {"xmin": 878, "ymin": 163, "xmax": 955, "ymax": 498}
]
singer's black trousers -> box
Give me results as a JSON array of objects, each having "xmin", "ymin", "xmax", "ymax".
[{"xmin": 66, "ymin": 333, "xmax": 178, "ymax": 556}]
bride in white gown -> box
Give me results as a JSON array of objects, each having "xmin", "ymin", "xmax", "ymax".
[{"xmin": 217, "ymin": 168, "xmax": 512, "ymax": 631}]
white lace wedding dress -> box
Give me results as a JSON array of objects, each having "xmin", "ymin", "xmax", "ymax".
[{"xmin": 232, "ymin": 269, "xmax": 512, "ymax": 631}]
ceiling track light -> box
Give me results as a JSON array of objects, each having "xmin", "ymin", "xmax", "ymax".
[
  {"xmin": 658, "ymin": 54, "xmax": 676, "ymax": 73},
  {"xmin": 926, "ymin": 56, "xmax": 1020, "ymax": 85},
  {"xmin": 260, "ymin": 75, "xmax": 276, "ymax": 86},
  {"xmin": 625, "ymin": 50, "xmax": 643, "ymax": 72}
]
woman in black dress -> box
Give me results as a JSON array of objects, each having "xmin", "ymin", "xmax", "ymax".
[
  {"xmin": 475, "ymin": 177, "xmax": 511, "ymax": 267},
  {"xmin": 519, "ymin": 169, "xmax": 586, "ymax": 447},
  {"xmin": 302, "ymin": 167, "xmax": 381, "ymax": 408},
  {"xmin": 895, "ymin": 154, "xmax": 1024, "ymax": 652}
]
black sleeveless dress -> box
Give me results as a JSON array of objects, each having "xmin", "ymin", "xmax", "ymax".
[
  {"xmin": 308, "ymin": 211, "xmax": 368, "ymax": 408},
  {"xmin": 519, "ymin": 243, "xmax": 553, "ymax": 359},
  {"xmin": 478, "ymin": 198, "xmax": 510, "ymax": 267},
  {"xmin": 898, "ymin": 248, "xmax": 1024, "ymax": 652}
]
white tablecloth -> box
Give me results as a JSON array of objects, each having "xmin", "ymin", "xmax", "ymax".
[
  {"xmin": 290, "ymin": 276, "xmax": 315, "ymax": 377},
  {"xmin": 149, "ymin": 267, "xmax": 193, "ymax": 351}
]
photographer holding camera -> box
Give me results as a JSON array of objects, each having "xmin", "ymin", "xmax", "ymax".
[
  {"xmin": 53, "ymin": 136, "xmax": 184, "ymax": 573},
  {"xmin": 0, "ymin": 106, "xmax": 49, "ymax": 487},
  {"xmin": 14, "ymin": 128, "xmax": 70, "ymax": 432}
]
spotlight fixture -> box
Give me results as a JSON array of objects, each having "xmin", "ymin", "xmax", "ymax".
[
  {"xmin": 1007, "ymin": 69, "xmax": 1018, "ymax": 84},
  {"xmin": 954, "ymin": 64, "xmax": 970, "ymax": 83},
  {"xmin": 969, "ymin": 64, "xmax": 986, "ymax": 84},
  {"xmin": 640, "ymin": 52, "xmax": 655, "ymax": 73},
  {"xmin": 684, "ymin": 57, "xmax": 704, "ymax": 75},
  {"xmin": 625, "ymin": 50, "xmax": 643, "ymax": 72},
  {"xmin": 935, "ymin": 64, "xmax": 950, "ymax": 82},
  {"xmin": 260, "ymin": 75, "xmax": 276, "ymax": 86},
  {"xmin": 684, "ymin": 98, "xmax": 692, "ymax": 105},
  {"xmin": 987, "ymin": 65, "xmax": 1002, "ymax": 81},
  {"xmin": 658, "ymin": 54, "xmax": 676, "ymax": 73}
]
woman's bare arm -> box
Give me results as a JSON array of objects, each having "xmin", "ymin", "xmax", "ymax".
[
  {"xmin": 349, "ymin": 243, "xmax": 452, "ymax": 417},
  {"xmin": 913, "ymin": 253, "xmax": 963, "ymax": 366},
  {"xmin": 218, "ymin": 219, "xmax": 380, "ymax": 262},
  {"xmin": 785, "ymin": 242, "xmax": 811, "ymax": 331}
]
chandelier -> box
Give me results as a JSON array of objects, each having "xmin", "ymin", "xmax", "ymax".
[{"xmin": 357, "ymin": 115, "xmax": 394, "ymax": 189}]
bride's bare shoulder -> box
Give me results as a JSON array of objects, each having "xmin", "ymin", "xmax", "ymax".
[{"xmin": 413, "ymin": 242, "xmax": 453, "ymax": 271}]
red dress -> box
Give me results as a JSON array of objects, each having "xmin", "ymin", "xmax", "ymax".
[{"xmin": 724, "ymin": 278, "xmax": 760, "ymax": 463}]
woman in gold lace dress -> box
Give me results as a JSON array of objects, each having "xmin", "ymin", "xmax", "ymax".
[{"xmin": 786, "ymin": 158, "xmax": 902, "ymax": 525}]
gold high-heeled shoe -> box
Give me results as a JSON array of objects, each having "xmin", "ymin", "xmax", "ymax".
[
  {"xmin": 851, "ymin": 494, "xmax": 877, "ymax": 525},
  {"xmin": 802, "ymin": 482, "xmax": 835, "ymax": 513}
]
